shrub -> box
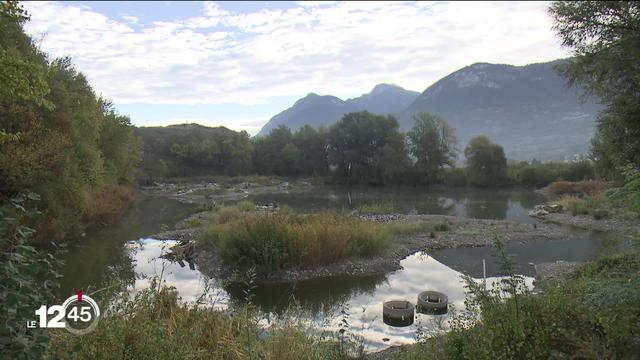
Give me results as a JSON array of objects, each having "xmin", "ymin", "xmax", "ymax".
[
  {"xmin": 442, "ymin": 238, "xmax": 640, "ymax": 359},
  {"xmin": 560, "ymin": 161, "xmax": 595, "ymax": 181},
  {"xmin": 609, "ymin": 164, "xmax": 640, "ymax": 213},
  {"xmin": 1, "ymin": 193, "xmax": 64, "ymax": 359},
  {"xmin": 216, "ymin": 206, "xmax": 242, "ymax": 224},
  {"xmin": 592, "ymin": 208, "xmax": 610, "ymax": 220},
  {"xmin": 444, "ymin": 168, "xmax": 467, "ymax": 187},
  {"xmin": 516, "ymin": 164, "xmax": 559, "ymax": 187},
  {"xmin": 558, "ymin": 195, "xmax": 589, "ymax": 216},
  {"xmin": 433, "ymin": 222, "xmax": 450, "ymax": 231},
  {"xmin": 83, "ymin": 185, "xmax": 137, "ymax": 227},
  {"xmin": 236, "ymin": 200, "xmax": 255, "ymax": 212},
  {"xmin": 200, "ymin": 212, "xmax": 389, "ymax": 272},
  {"xmin": 547, "ymin": 180, "xmax": 611, "ymax": 197}
]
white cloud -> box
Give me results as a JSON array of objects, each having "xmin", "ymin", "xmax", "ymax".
[
  {"xmin": 121, "ymin": 14, "xmax": 139, "ymax": 24},
  {"xmin": 22, "ymin": 1, "xmax": 568, "ymax": 106}
]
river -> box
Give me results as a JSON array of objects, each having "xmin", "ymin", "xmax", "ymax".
[{"xmin": 58, "ymin": 186, "xmax": 619, "ymax": 352}]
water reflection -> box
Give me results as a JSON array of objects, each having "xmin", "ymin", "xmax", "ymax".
[
  {"xmin": 126, "ymin": 239, "xmax": 534, "ymax": 352},
  {"xmin": 57, "ymin": 196, "xmax": 198, "ymax": 299},
  {"xmin": 247, "ymin": 187, "xmax": 546, "ymax": 224}
]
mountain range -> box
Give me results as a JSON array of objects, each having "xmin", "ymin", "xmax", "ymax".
[{"xmin": 257, "ymin": 59, "xmax": 602, "ymax": 161}]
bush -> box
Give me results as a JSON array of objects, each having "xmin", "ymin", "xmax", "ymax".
[
  {"xmin": 433, "ymin": 222, "xmax": 450, "ymax": 231},
  {"xmin": 609, "ymin": 164, "xmax": 640, "ymax": 213},
  {"xmin": 444, "ymin": 168, "xmax": 467, "ymax": 187},
  {"xmin": 1, "ymin": 193, "xmax": 64, "ymax": 359},
  {"xmin": 558, "ymin": 195, "xmax": 590, "ymax": 216},
  {"xmin": 216, "ymin": 206, "xmax": 242, "ymax": 224},
  {"xmin": 236, "ymin": 200, "xmax": 255, "ymax": 212},
  {"xmin": 547, "ymin": 180, "xmax": 611, "ymax": 197},
  {"xmin": 592, "ymin": 208, "xmax": 610, "ymax": 220},
  {"xmin": 441, "ymin": 238, "xmax": 640, "ymax": 359},
  {"xmin": 83, "ymin": 185, "xmax": 137, "ymax": 227},
  {"xmin": 200, "ymin": 212, "xmax": 389, "ymax": 272},
  {"xmin": 560, "ymin": 161, "xmax": 595, "ymax": 181}
]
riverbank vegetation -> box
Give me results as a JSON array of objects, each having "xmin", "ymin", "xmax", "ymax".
[
  {"xmin": 0, "ymin": 2, "xmax": 141, "ymax": 241},
  {"xmin": 200, "ymin": 211, "xmax": 390, "ymax": 272},
  {"xmin": 138, "ymin": 113, "xmax": 598, "ymax": 189},
  {"xmin": 396, "ymin": 239, "xmax": 640, "ymax": 359},
  {"xmin": 48, "ymin": 280, "xmax": 360, "ymax": 360}
]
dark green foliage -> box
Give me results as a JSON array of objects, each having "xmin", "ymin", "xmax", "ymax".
[
  {"xmin": 511, "ymin": 160, "xmax": 595, "ymax": 187},
  {"xmin": 464, "ymin": 135, "xmax": 508, "ymax": 186},
  {"xmin": 0, "ymin": 193, "xmax": 64, "ymax": 359},
  {"xmin": 444, "ymin": 168, "xmax": 468, "ymax": 187},
  {"xmin": 407, "ymin": 112, "xmax": 457, "ymax": 184},
  {"xmin": 609, "ymin": 164, "xmax": 640, "ymax": 212},
  {"xmin": 0, "ymin": 2, "xmax": 141, "ymax": 239},
  {"xmin": 327, "ymin": 111, "xmax": 410, "ymax": 184},
  {"xmin": 136, "ymin": 124, "xmax": 252, "ymax": 180},
  {"xmin": 550, "ymin": 1, "xmax": 640, "ymax": 178},
  {"xmin": 252, "ymin": 124, "xmax": 327, "ymax": 176}
]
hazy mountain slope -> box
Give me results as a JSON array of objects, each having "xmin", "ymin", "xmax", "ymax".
[
  {"xmin": 398, "ymin": 60, "xmax": 602, "ymax": 160},
  {"xmin": 256, "ymin": 84, "xmax": 419, "ymax": 136},
  {"xmin": 348, "ymin": 83, "xmax": 420, "ymax": 114},
  {"xmin": 257, "ymin": 60, "xmax": 601, "ymax": 160}
]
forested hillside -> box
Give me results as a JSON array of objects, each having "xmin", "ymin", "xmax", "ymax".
[{"xmin": 0, "ymin": 2, "xmax": 141, "ymax": 240}]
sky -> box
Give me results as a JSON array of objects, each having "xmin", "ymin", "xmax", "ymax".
[{"xmin": 22, "ymin": 1, "xmax": 570, "ymax": 135}]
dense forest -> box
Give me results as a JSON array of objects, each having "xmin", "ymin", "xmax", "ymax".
[{"xmin": 0, "ymin": 1, "xmax": 141, "ymax": 241}]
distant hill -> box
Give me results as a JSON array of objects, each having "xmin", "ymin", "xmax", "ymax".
[
  {"xmin": 256, "ymin": 84, "xmax": 419, "ymax": 136},
  {"xmin": 256, "ymin": 60, "xmax": 602, "ymax": 161}
]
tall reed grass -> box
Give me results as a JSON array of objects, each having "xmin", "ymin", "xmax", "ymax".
[{"xmin": 200, "ymin": 212, "xmax": 390, "ymax": 272}]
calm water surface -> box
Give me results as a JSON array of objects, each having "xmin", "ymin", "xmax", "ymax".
[{"xmin": 59, "ymin": 187, "xmax": 620, "ymax": 351}]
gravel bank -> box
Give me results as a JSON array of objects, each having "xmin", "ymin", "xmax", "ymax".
[{"xmin": 540, "ymin": 212, "xmax": 640, "ymax": 234}]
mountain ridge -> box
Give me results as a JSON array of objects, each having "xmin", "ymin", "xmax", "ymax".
[{"xmin": 256, "ymin": 59, "xmax": 602, "ymax": 160}]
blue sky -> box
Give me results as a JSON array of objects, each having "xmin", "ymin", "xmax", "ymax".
[{"xmin": 23, "ymin": 1, "xmax": 569, "ymax": 135}]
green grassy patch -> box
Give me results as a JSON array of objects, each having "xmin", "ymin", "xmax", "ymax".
[
  {"xmin": 200, "ymin": 212, "xmax": 390, "ymax": 272},
  {"xmin": 355, "ymin": 201, "xmax": 396, "ymax": 213},
  {"xmin": 235, "ymin": 200, "xmax": 256, "ymax": 212},
  {"xmin": 385, "ymin": 221, "xmax": 451, "ymax": 235}
]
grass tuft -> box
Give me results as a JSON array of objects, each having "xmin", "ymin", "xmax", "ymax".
[{"xmin": 200, "ymin": 212, "xmax": 390, "ymax": 272}]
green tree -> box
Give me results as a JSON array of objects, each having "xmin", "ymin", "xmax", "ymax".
[
  {"xmin": 293, "ymin": 125, "xmax": 328, "ymax": 176},
  {"xmin": 464, "ymin": 135, "xmax": 508, "ymax": 186},
  {"xmin": 252, "ymin": 124, "xmax": 294, "ymax": 176},
  {"xmin": 99, "ymin": 101, "xmax": 142, "ymax": 184},
  {"xmin": 407, "ymin": 112, "xmax": 457, "ymax": 183},
  {"xmin": 550, "ymin": 1, "xmax": 640, "ymax": 178},
  {"xmin": 327, "ymin": 111, "xmax": 409, "ymax": 184},
  {"xmin": 0, "ymin": 2, "xmax": 142, "ymax": 239}
]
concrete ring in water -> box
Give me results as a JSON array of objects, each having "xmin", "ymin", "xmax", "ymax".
[
  {"xmin": 383, "ymin": 300, "xmax": 415, "ymax": 327},
  {"xmin": 417, "ymin": 291, "xmax": 448, "ymax": 314}
]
